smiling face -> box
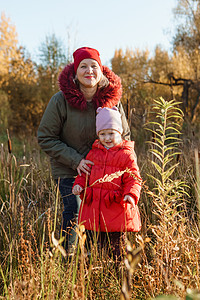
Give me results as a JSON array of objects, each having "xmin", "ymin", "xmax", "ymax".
[
  {"xmin": 98, "ymin": 129, "xmax": 122, "ymax": 148},
  {"xmin": 76, "ymin": 58, "xmax": 102, "ymax": 88}
]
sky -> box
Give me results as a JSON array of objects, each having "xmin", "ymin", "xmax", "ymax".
[{"xmin": 1, "ymin": 0, "xmax": 178, "ymax": 66}]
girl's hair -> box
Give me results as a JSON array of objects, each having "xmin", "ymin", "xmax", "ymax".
[{"xmin": 74, "ymin": 73, "xmax": 109, "ymax": 89}]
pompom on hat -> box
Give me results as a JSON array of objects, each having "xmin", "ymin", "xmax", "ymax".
[
  {"xmin": 73, "ymin": 47, "xmax": 102, "ymax": 73},
  {"xmin": 96, "ymin": 107, "xmax": 123, "ymax": 135}
]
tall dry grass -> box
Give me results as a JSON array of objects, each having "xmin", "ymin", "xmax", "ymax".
[{"xmin": 0, "ymin": 98, "xmax": 200, "ymax": 299}]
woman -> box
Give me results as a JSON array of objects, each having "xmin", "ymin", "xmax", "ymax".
[{"xmin": 37, "ymin": 47, "xmax": 130, "ymax": 252}]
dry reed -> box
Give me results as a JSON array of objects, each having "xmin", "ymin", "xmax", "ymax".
[{"xmin": 0, "ymin": 103, "xmax": 200, "ymax": 299}]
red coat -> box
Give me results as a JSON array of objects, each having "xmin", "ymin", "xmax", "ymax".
[{"xmin": 73, "ymin": 139, "xmax": 142, "ymax": 232}]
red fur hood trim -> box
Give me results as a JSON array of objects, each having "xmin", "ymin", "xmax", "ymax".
[{"xmin": 58, "ymin": 63, "xmax": 122, "ymax": 110}]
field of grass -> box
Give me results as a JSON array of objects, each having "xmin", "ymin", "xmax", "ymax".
[{"xmin": 0, "ymin": 99, "xmax": 200, "ymax": 299}]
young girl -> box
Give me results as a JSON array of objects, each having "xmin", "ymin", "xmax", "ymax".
[{"xmin": 72, "ymin": 107, "xmax": 142, "ymax": 258}]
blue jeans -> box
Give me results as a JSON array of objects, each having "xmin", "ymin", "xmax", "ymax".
[{"xmin": 56, "ymin": 178, "xmax": 81, "ymax": 251}]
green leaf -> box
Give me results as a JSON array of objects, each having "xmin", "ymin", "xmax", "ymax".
[
  {"xmin": 167, "ymin": 152, "xmax": 182, "ymax": 159},
  {"xmin": 153, "ymin": 136, "xmax": 164, "ymax": 145},
  {"xmin": 163, "ymin": 163, "xmax": 179, "ymax": 181},
  {"xmin": 147, "ymin": 173, "xmax": 162, "ymax": 187},
  {"xmin": 165, "ymin": 126, "xmax": 182, "ymax": 133},
  {"xmin": 151, "ymin": 161, "xmax": 162, "ymax": 174},
  {"xmin": 163, "ymin": 147, "xmax": 177, "ymax": 154},
  {"xmin": 163, "ymin": 157, "xmax": 174, "ymax": 168},
  {"xmin": 166, "ymin": 114, "xmax": 183, "ymax": 120},
  {"xmin": 148, "ymin": 141, "xmax": 163, "ymax": 151},
  {"xmin": 149, "ymin": 149, "xmax": 163, "ymax": 162},
  {"xmin": 144, "ymin": 128, "xmax": 163, "ymax": 138}
]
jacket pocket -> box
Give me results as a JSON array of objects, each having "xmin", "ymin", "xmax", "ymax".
[{"xmin": 104, "ymin": 190, "xmax": 123, "ymax": 208}]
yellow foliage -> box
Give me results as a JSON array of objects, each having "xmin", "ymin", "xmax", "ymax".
[{"xmin": 0, "ymin": 12, "xmax": 19, "ymax": 83}]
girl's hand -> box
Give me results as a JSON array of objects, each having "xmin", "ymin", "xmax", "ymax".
[
  {"xmin": 72, "ymin": 184, "xmax": 83, "ymax": 195},
  {"xmin": 77, "ymin": 159, "xmax": 94, "ymax": 176},
  {"xmin": 123, "ymin": 195, "xmax": 136, "ymax": 208}
]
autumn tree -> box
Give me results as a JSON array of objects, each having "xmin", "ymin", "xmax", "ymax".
[
  {"xmin": 0, "ymin": 12, "xmax": 19, "ymax": 83},
  {"xmin": 37, "ymin": 33, "xmax": 67, "ymax": 107},
  {"xmin": 112, "ymin": 48, "xmax": 151, "ymax": 125},
  {"xmin": 0, "ymin": 12, "xmax": 19, "ymax": 130},
  {"xmin": 4, "ymin": 47, "xmax": 44, "ymax": 133},
  {"xmin": 111, "ymin": 47, "xmax": 174, "ymax": 144},
  {"xmin": 0, "ymin": 13, "xmax": 42, "ymax": 134},
  {"xmin": 146, "ymin": 0, "xmax": 200, "ymax": 123},
  {"xmin": 112, "ymin": 0, "xmax": 200, "ymax": 132},
  {"xmin": 0, "ymin": 15, "xmax": 72, "ymax": 134},
  {"xmin": 171, "ymin": 0, "xmax": 200, "ymax": 122},
  {"xmin": 146, "ymin": 0, "xmax": 200, "ymax": 122}
]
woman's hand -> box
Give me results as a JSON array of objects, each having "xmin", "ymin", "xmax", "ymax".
[
  {"xmin": 72, "ymin": 184, "xmax": 83, "ymax": 195},
  {"xmin": 77, "ymin": 159, "xmax": 94, "ymax": 176},
  {"xmin": 123, "ymin": 195, "xmax": 136, "ymax": 208}
]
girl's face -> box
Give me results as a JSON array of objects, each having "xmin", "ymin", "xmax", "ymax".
[
  {"xmin": 98, "ymin": 129, "xmax": 122, "ymax": 148},
  {"xmin": 76, "ymin": 58, "xmax": 102, "ymax": 88}
]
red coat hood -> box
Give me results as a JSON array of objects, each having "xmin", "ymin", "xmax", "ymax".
[
  {"xmin": 58, "ymin": 63, "xmax": 122, "ymax": 110},
  {"xmin": 92, "ymin": 139, "xmax": 135, "ymax": 152}
]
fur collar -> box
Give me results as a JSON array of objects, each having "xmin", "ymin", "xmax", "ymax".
[{"xmin": 58, "ymin": 63, "xmax": 122, "ymax": 110}]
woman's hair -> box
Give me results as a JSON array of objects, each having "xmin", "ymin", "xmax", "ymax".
[
  {"xmin": 98, "ymin": 74, "xmax": 109, "ymax": 88},
  {"xmin": 74, "ymin": 73, "xmax": 109, "ymax": 89}
]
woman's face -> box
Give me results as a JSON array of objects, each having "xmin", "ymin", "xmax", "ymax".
[{"xmin": 76, "ymin": 58, "xmax": 102, "ymax": 88}]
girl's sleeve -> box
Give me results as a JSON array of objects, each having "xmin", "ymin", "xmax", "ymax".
[
  {"xmin": 73, "ymin": 173, "xmax": 87, "ymax": 189},
  {"xmin": 122, "ymin": 152, "xmax": 142, "ymax": 204},
  {"xmin": 73, "ymin": 150, "xmax": 94, "ymax": 189}
]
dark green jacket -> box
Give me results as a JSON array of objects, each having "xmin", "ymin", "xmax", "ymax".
[{"xmin": 37, "ymin": 64, "xmax": 130, "ymax": 179}]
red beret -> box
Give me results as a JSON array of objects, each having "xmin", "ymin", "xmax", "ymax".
[{"xmin": 73, "ymin": 47, "xmax": 102, "ymax": 73}]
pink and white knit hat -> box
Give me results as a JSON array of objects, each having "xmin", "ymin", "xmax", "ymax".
[{"xmin": 96, "ymin": 107, "xmax": 123, "ymax": 135}]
